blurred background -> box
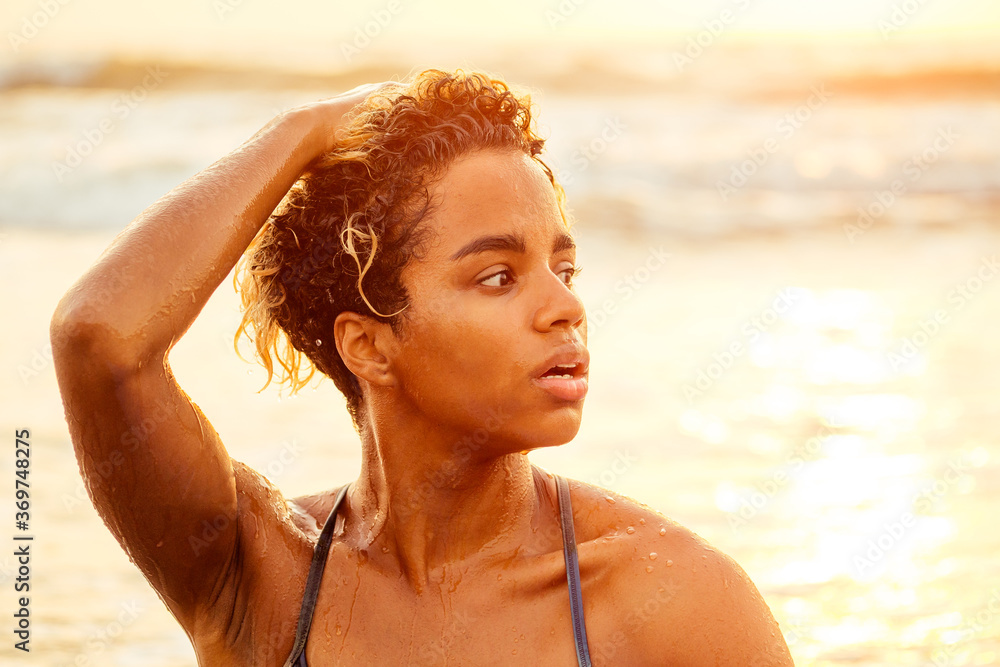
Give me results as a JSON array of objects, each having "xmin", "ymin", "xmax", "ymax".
[{"xmin": 2, "ymin": 0, "xmax": 999, "ymax": 664}]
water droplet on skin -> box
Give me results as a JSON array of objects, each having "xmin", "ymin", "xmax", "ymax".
[
  {"xmin": 724, "ymin": 579, "xmax": 730, "ymax": 589},
  {"xmin": 512, "ymin": 649, "xmax": 517, "ymax": 655},
  {"xmin": 315, "ymin": 339, "xmax": 323, "ymax": 346},
  {"xmin": 649, "ymin": 552, "xmax": 658, "ymax": 560},
  {"xmin": 497, "ymin": 573, "xmax": 503, "ymax": 581},
  {"xmin": 381, "ymin": 546, "xmax": 389, "ymax": 553},
  {"xmin": 639, "ymin": 518, "xmax": 645, "ymax": 525},
  {"xmin": 646, "ymin": 565, "xmax": 654, "ymax": 573},
  {"xmin": 336, "ymin": 624, "xmax": 342, "ymax": 636},
  {"xmin": 520, "ymin": 634, "xmax": 525, "ymax": 640},
  {"xmin": 604, "ymin": 496, "xmax": 616, "ymax": 504},
  {"xmin": 666, "ymin": 560, "xmax": 673, "ymax": 567},
  {"xmin": 626, "ymin": 526, "xmax": 635, "ymax": 534},
  {"xmin": 659, "ymin": 527, "xmax": 667, "ymax": 536}
]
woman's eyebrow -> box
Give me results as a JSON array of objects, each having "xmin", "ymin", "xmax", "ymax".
[
  {"xmin": 449, "ymin": 232, "xmax": 575, "ymax": 261},
  {"xmin": 552, "ymin": 233, "xmax": 576, "ymax": 254}
]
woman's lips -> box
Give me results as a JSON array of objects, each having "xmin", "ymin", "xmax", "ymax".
[
  {"xmin": 532, "ymin": 375, "xmax": 588, "ymax": 401},
  {"xmin": 532, "ymin": 345, "xmax": 589, "ymax": 401}
]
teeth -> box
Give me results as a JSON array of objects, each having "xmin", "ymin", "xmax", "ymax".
[{"xmin": 541, "ymin": 362, "xmax": 578, "ymax": 380}]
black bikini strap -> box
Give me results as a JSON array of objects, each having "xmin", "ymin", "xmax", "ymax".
[
  {"xmin": 556, "ymin": 475, "xmax": 593, "ymax": 667},
  {"xmin": 283, "ymin": 483, "xmax": 351, "ymax": 667}
]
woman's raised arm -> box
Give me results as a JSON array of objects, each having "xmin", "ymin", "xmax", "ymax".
[{"xmin": 49, "ymin": 85, "xmax": 382, "ymax": 626}]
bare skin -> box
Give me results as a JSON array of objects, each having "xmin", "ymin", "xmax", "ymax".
[{"xmin": 50, "ymin": 84, "xmax": 794, "ymax": 666}]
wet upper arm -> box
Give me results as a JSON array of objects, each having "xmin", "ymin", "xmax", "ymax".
[{"xmin": 51, "ymin": 320, "xmax": 240, "ymax": 626}]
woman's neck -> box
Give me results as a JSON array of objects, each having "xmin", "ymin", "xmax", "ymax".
[{"xmin": 346, "ymin": 418, "xmax": 543, "ymax": 592}]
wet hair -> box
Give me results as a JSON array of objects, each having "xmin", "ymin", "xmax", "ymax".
[{"xmin": 234, "ymin": 68, "xmax": 570, "ymax": 432}]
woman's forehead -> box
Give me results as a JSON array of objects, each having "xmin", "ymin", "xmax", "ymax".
[{"xmin": 418, "ymin": 150, "xmax": 567, "ymax": 262}]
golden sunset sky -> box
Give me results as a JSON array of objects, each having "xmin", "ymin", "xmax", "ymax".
[{"xmin": 3, "ymin": 0, "xmax": 999, "ymax": 66}]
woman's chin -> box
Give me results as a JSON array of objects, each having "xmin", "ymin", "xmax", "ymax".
[{"xmin": 512, "ymin": 414, "xmax": 585, "ymax": 452}]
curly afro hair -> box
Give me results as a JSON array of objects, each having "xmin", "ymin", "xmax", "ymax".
[{"xmin": 234, "ymin": 68, "xmax": 570, "ymax": 432}]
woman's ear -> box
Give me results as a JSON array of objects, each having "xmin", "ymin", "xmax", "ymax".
[{"xmin": 333, "ymin": 311, "xmax": 399, "ymax": 387}]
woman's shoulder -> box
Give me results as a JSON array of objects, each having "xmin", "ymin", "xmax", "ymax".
[
  {"xmin": 552, "ymin": 475, "xmax": 735, "ymax": 600},
  {"xmin": 559, "ymin": 475, "xmax": 701, "ymax": 551},
  {"xmin": 561, "ymin": 476, "xmax": 794, "ymax": 665}
]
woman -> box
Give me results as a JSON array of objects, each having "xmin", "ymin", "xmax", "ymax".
[{"xmin": 51, "ymin": 69, "xmax": 793, "ymax": 665}]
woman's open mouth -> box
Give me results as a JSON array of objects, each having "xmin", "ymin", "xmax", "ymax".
[{"xmin": 532, "ymin": 352, "xmax": 589, "ymax": 401}]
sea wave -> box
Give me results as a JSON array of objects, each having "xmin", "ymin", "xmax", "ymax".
[{"xmin": 3, "ymin": 42, "xmax": 1000, "ymax": 234}]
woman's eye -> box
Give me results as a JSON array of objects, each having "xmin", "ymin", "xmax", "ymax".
[
  {"xmin": 562, "ymin": 265, "xmax": 583, "ymax": 286},
  {"xmin": 480, "ymin": 270, "xmax": 513, "ymax": 288},
  {"xmin": 479, "ymin": 265, "xmax": 581, "ymax": 289}
]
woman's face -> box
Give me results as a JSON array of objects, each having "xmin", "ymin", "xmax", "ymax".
[{"xmin": 389, "ymin": 149, "xmax": 588, "ymax": 453}]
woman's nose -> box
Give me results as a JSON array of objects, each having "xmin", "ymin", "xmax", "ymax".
[{"xmin": 532, "ymin": 269, "xmax": 586, "ymax": 334}]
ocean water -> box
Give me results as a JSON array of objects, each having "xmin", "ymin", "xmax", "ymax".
[
  {"xmin": 3, "ymin": 43, "xmax": 1000, "ymax": 236},
  {"xmin": 3, "ymin": 42, "xmax": 1000, "ymax": 665}
]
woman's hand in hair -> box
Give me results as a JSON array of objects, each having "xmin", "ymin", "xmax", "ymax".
[{"xmin": 291, "ymin": 81, "xmax": 402, "ymax": 156}]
